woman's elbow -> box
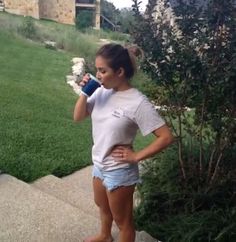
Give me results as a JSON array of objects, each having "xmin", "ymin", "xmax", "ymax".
[
  {"xmin": 153, "ymin": 126, "xmax": 175, "ymax": 147},
  {"xmin": 160, "ymin": 131, "xmax": 174, "ymax": 147},
  {"xmin": 73, "ymin": 113, "xmax": 82, "ymax": 122},
  {"xmin": 73, "ymin": 117, "xmax": 84, "ymax": 123},
  {"xmin": 73, "ymin": 112, "xmax": 88, "ymax": 122},
  {"xmin": 73, "ymin": 117, "xmax": 80, "ymax": 123}
]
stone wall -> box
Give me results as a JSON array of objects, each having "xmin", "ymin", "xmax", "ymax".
[
  {"xmin": 3, "ymin": 0, "xmax": 101, "ymax": 26},
  {"xmin": 4, "ymin": 0, "xmax": 39, "ymax": 19},
  {"xmin": 4, "ymin": 0, "xmax": 75, "ymax": 25},
  {"xmin": 39, "ymin": 0, "xmax": 75, "ymax": 25}
]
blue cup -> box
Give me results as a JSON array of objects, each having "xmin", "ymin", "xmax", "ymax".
[{"xmin": 81, "ymin": 74, "xmax": 101, "ymax": 97}]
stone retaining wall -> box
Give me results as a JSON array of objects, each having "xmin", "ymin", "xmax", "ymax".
[
  {"xmin": 4, "ymin": 0, "xmax": 75, "ymax": 25},
  {"xmin": 4, "ymin": 0, "xmax": 39, "ymax": 19},
  {"xmin": 39, "ymin": 0, "xmax": 75, "ymax": 25}
]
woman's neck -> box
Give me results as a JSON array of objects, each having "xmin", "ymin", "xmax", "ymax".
[{"xmin": 113, "ymin": 79, "xmax": 132, "ymax": 92}]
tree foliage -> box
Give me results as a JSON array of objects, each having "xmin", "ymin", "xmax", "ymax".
[
  {"xmin": 75, "ymin": 10, "xmax": 94, "ymax": 30},
  {"xmin": 118, "ymin": 8, "xmax": 136, "ymax": 33},
  {"xmin": 101, "ymin": 0, "xmax": 135, "ymax": 33},
  {"xmin": 132, "ymin": 0, "xmax": 236, "ymax": 188},
  {"xmin": 131, "ymin": 0, "xmax": 236, "ymax": 240},
  {"xmin": 101, "ymin": 0, "xmax": 118, "ymax": 22},
  {"xmin": 100, "ymin": 0, "xmax": 120, "ymax": 30}
]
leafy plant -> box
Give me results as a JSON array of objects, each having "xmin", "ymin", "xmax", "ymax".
[
  {"xmin": 135, "ymin": 146, "xmax": 236, "ymax": 241},
  {"xmin": 131, "ymin": 0, "xmax": 236, "ymax": 190},
  {"xmin": 131, "ymin": 0, "xmax": 236, "ymax": 240},
  {"xmin": 75, "ymin": 10, "xmax": 94, "ymax": 31},
  {"xmin": 17, "ymin": 16, "xmax": 37, "ymax": 39}
]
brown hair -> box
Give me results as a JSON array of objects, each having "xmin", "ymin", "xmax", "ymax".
[{"xmin": 96, "ymin": 43, "xmax": 142, "ymax": 79}]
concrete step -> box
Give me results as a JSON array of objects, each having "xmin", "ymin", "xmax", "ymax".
[
  {"xmin": 0, "ymin": 170, "xmax": 158, "ymax": 242},
  {"xmin": 31, "ymin": 174, "xmax": 119, "ymax": 240},
  {"xmin": 62, "ymin": 165, "xmax": 141, "ymax": 208},
  {"xmin": 32, "ymin": 170, "xmax": 158, "ymax": 241},
  {"xmin": 31, "ymin": 174, "xmax": 98, "ymax": 217},
  {"xmin": 61, "ymin": 166, "xmax": 158, "ymax": 241},
  {"xmin": 62, "ymin": 166, "xmax": 93, "ymax": 196},
  {"xmin": 0, "ymin": 174, "xmax": 101, "ymax": 242}
]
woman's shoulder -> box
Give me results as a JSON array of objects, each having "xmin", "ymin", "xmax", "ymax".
[
  {"xmin": 116, "ymin": 87, "xmax": 149, "ymax": 111},
  {"xmin": 129, "ymin": 88, "xmax": 149, "ymax": 102},
  {"xmin": 115, "ymin": 87, "xmax": 145, "ymax": 97}
]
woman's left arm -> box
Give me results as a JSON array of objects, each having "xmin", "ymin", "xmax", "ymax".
[{"xmin": 111, "ymin": 125, "xmax": 174, "ymax": 163}]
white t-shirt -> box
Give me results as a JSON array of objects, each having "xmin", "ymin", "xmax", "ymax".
[{"xmin": 86, "ymin": 86, "xmax": 165, "ymax": 171}]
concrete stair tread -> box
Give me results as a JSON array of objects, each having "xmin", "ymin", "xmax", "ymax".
[
  {"xmin": 62, "ymin": 166, "xmax": 93, "ymax": 194},
  {"xmin": 0, "ymin": 174, "xmax": 100, "ymax": 242},
  {"xmin": 31, "ymin": 174, "xmax": 119, "ymax": 240},
  {"xmin": 0, "ymin": 171, "xmax": 158, "ymax": 242},
  {"xmin": 61, "ymin": 166, "xmax": 158, "ymax": 241},
  {"xmin": 32, "ymin": 174, "xmax": 98, "ymax": 216}
]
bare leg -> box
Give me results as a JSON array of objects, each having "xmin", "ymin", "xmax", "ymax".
[
  {"xmin": 107, "ymin": 185, "xmax": 136, "ymax": 242},
  {"xmin": 84, "ymin": 177, "xmax": 113, "ymax": 242}
]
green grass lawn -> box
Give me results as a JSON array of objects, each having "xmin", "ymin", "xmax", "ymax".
[
  {"xmin": 0, "ymin": 30, "xmax": 94, "ymax": 182},
  {"xmin": 0, "ymin": 28, "xmax": 154, "ymax": 182}
]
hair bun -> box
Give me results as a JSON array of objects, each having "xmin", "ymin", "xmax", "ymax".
[{"xmin": 127, "ymin": 45, "xmax": 144, "ymax": 59}]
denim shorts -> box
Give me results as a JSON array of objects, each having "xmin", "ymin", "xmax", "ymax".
[{"xmin": 92, "ymin": 164, "xmax": 141, "ymax": 191}]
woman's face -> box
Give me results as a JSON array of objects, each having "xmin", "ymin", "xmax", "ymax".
[{"xmin": 95, "ymin": 56, "xmax": 124, "ymax": 90}]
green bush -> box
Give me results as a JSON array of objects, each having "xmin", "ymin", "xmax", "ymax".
[
  {"xmin": 135, "ymin": 145, "xmax": 236, "ymax": 241},
  {"xmin": 17, "ymin": 16, "xmax": 37, "ymax": 39},
  {"xmin": 75, "ymin": 10, "xmax": 94, "ymax": 31},
  {"xmin": 132, "ymin": 0, "xmax": 236, "ymax": 239},
  {"xmin": 156, "ymin": 209, "xmax": 236, "ymax": 242}
]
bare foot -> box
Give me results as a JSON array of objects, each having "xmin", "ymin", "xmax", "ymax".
[{"xmin": 83, "ymin": 235, "xmax": 113, "ymax": 242}]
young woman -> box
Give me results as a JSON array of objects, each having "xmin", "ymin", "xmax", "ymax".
[{"xmin": 74, "ymin": 43, "xmax": 173, "ymax": 242}]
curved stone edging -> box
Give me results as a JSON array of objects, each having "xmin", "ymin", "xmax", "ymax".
[{"xmin": 66, "ymin": 57, "xmax": 86, "ymax": 95}]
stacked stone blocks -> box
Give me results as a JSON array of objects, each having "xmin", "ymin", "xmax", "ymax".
[{"xmin": 4, "ymin": 0, "xmax": 76, "ymax": 25}]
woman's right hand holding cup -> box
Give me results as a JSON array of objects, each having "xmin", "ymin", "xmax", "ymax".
[
  {"xmin": 79, "ymin": 73, "xmax": 90, "ymax": 88},
  {"xmin": 80, "ymin": 73, "xmax": 101, "ymax": 97}
]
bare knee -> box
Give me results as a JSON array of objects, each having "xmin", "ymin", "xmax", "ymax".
[
  {"xmin": 113, "ymin": 216, "xmax": 123, "ymax": 230},
  {"xmin": 94, "ymin": 196, "xmax": 101, "ymax": 207},
  {"xmin": 113, "ymin": 214, "xmax": 134, "ymax": 230},
  {"xmin": 94, "ymin": 197, "xmax": 109, "ymax": 211},
  {"xmin": 107, "ymin": 185, "xmax": 135, "ymax": 230}
]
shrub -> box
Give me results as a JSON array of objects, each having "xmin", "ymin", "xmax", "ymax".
[
  {"xmin": 131, "ymin": 0, "xmax": 236, "ymax": 187},
  {"xmin": 135, "ymin": 145, "xmax": 236, "ymax": 241},
  {"xmin": 156, "ymin": 208, "xmax": 236, "ymax": 242},
  {"xmin": 17, "ymin": 16, "xmax": 37, "ymax": 39},
  {"xmin": 131, "ymin": 2, "xmax": 236, "ymax": 239},
  {"xmin": 75, "ymin": 10, "xmax": 94, "ymax": 31}
]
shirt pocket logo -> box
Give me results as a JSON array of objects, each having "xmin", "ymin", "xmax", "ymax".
[{"xmin": 112, "ymin": 108, "xmax": 124, "ymax": 118}]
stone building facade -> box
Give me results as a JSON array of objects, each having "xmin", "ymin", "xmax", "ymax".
[
  {"xmin": 4, "ymin": 0, "xmax": 40, "ymax": 19},
  {"xmin": 3, "ymin": 0, "xmax": 100, "ymax": 27},
  {"xmin": 39, "ymin": 0, "xmax": 75, "ymax": 25}
]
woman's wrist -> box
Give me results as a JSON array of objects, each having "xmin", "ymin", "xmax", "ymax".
[
  {"xmin": 134, "ymin": 152, "xmax": 142, "ymax": 163},
  {"xmin": 80, "ymin": 92, "xmax": 88, "ymax": 99}
]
